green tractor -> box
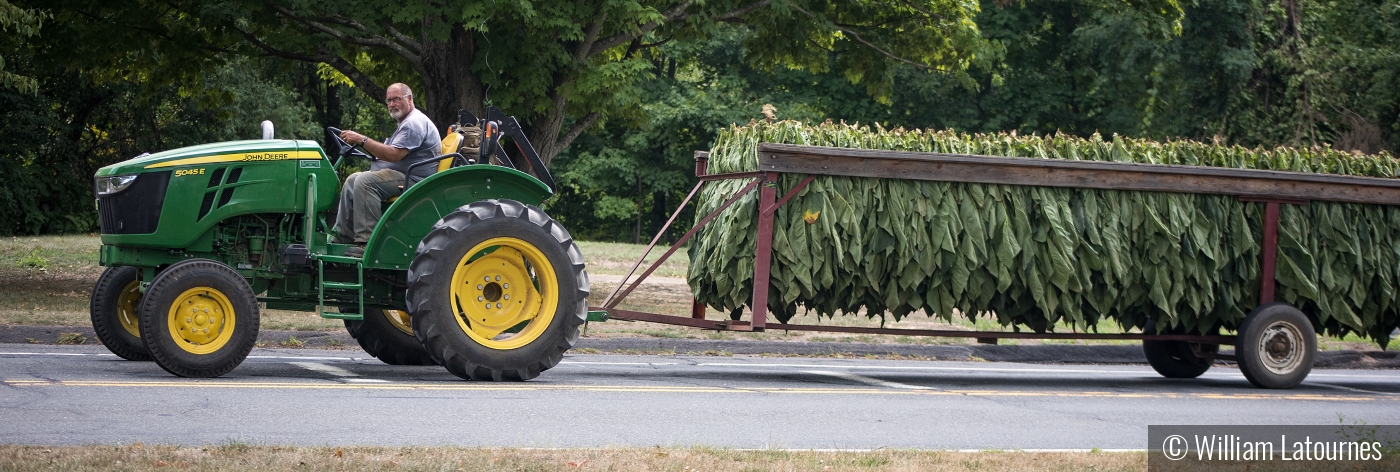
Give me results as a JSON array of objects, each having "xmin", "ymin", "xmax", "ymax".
[{"xmin": 89, "ymin": 108, "xmax": 592, "ymax": 380}]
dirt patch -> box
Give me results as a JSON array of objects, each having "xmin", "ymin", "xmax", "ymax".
[{"xmin": 0, "ymin": 268, "xmax": 97, "ymax": 326}]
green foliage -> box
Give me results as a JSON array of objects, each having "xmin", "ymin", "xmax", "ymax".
[
  {"xmin": 26, "ymin": 0, "xmax": 994, "ymax": 165},
  {"xmin": 689, "ymin": 120, "xmax": 1400, "ymax": 345},
  {"xmin": 4, "ymin": 0, "xmax": 1397, "ymax": 246},
  {"xmin": 549, "ymin": 26, "xmax": 800, "ymax": 242},
  {"xmin": 18, "ymin": 248, "xmax": 48, "ymax": 270},
  {"xmin": 549, "ymin": 2, "xmax": 1196, "ymax": 242},
  {"xmin": 1222, "ymin": 0, "xmax": 1400, "ymax": 154},
  {"xmin": 0, "ymin": 54, "xmax": 378, "ymax": 235},
  {"xmin": 0, "ymin": 0, "xmax": 46, "ymax": 94},
  {"xmin": 873, "ymin": 0, "xmax": 1398, "ymax": 153}
]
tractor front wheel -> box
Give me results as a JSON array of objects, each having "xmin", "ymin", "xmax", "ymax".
[
  {"xmin": 407, "ymin": 199, "xmax": 588, "ymax": 381},
  {"xmin": 138, "ymin": 259, "xmax": 260, "ymax": 378},
  {"xmin": 344, "ymin": 308, "xmax": 438, "ymax": 366},
  {"xmin": 90, "ymin": 266, "xmax": 150, "ymax": 361}
]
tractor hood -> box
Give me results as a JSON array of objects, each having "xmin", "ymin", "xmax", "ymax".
[{"xmin": 95, "ymin": 139, "xmax": 327, "ymax": 176}]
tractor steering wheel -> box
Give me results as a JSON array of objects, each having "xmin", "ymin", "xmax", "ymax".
[{"xmin": 325, "ymin": 126, "xmax": 374, "ymax": 162}]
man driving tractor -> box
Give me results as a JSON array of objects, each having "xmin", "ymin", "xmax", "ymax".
[{"xmin": 333, "ymin": 82, "xmax": 441, "ymax": 256}]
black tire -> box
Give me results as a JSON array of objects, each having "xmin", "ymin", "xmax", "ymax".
[
  {"xmin": 1143, "ymin": 341, "xmax": 1216, "ymax": 379},
  {"xmin": 138, "ymin": 259, "xmax": 260, "ymax": 378},
  {"xmin": 1236, "ymin": 302, "xmax": 1316, "ymax": 389},
  {"xmin": 407, "ymin": 199, "xmax": 588, "ymax": 381},
  {"xmin": 1142, "ymin": 323, "xmax": 1216, "ymax": 379},
  {"xmin": 89, "ymin": 266, "xmax": 151, "ymax": 361},
  {"xmin": 343, "ymin": 308, "xmax": 438, "ymax": 366}
]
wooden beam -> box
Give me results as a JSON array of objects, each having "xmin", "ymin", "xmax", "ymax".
[
  {"xmin": 767, "ymin": 323, "xmax": 1238, "ymax": 344},
  {"xmin": 757, "ymin": 143, "xmax": 1400, "ymax": 206}
]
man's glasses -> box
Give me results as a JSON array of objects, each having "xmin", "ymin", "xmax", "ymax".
[{"xmin": 386, "ymin": 95, "xmax": 409, "ymax": 105}]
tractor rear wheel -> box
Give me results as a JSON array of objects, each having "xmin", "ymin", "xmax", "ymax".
[
  {"xmin": 343, "ymin": 308, "xmax": 438, "ymax": 366},
  {"xmin": 407, "ymin": 199, "xmax": 588, "ymax": 381},
  {"xmin": 89, "ymin": 266, "xmax": 151, "ymax": 361},
  {"xmin": 138, "ymin": 259, "xmax": 260, "ymax": 378}
]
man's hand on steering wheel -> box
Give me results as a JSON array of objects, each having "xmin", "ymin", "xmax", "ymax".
[
  {"xmin": 339, "ymin": 130, "xmax": 368, "ymax": 147},
  {"xmin": 325, "ymin": 126, "xmax": 374, "ymax": 161}
]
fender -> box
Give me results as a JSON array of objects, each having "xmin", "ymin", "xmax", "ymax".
[{"xmin": 361, "ymin": 165, "xmax": 552, "ymax": 269}]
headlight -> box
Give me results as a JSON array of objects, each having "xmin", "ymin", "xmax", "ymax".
[{"xmin": 95, "ymin": 174, "xmax": 138, "ymax": 195}]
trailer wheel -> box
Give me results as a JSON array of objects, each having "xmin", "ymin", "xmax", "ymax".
[
  {"xmin": 1143, "ymin": 339, "xmax": 1216, "ymax": 379},
  {"xmin": 1236, "ymin": 302, "xmax": 1315, "ymax": 389},
  {"xmin": 343, "ymin": 308, "xmax": 438, "ymax": 366},
  {"xmin": 89, "ymin": 266, "xmax": 151, "ymax": 361},
  {"xmin": 138, "ymin": 259, "xmax": 259, "ymax": 378},
  {"xmin": 407, "ymin": 199, "xmax": 588, "ymax": 381}
]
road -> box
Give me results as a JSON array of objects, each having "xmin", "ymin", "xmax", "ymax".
[{"xmin": 2, "ymin": 344, "xmax": 1398, "ymax": 450}]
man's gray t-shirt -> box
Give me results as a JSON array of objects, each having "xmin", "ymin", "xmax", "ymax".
[{"xmin": 370, "ymin": 108, "xmax": 441, "ymax": 182}]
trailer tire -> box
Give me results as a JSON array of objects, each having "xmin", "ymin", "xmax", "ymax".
[
  {"xmin": 343, "ymin": 308, "xmax": 438, "ymax": 366},
  {"xmin": 1143, "ymin": 338, "xmax": 1215, "ymax": 379},
  {"xmin": 407, "ymin": 199, "xmax": 588, "ymax": 381},
  {"xmin": 138, "ymin": 259, "xmax": 259, "ymax": 378},
  {"xmin": 1236, "ymin": 302, "xmax": 1315, "ymax": 389},
  {"xmin": 90, "ymin": 266, "xmax": 151, "ymax": 361}
]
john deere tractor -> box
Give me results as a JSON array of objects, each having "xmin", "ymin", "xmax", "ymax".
[{"xmin": 89, "ymin": 107, "xmax": 592, "ymax": 380}]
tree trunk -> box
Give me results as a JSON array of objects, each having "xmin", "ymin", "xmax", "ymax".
[
  {"xmin": 418, "ymin": 20, "xmax": 485, "ymax": 136},
  {"xmin": 528, "ymin": 77, "xmax": 571, "ymax": 166},
  {"xmin": 650, "ymin": 189, "xmax": 667, "ymax": 243},
  {"xmin": 393, "ymin": 18, "xmax": 588, "ymax": 166}
]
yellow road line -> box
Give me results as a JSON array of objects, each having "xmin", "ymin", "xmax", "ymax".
[{"xmin": 1, "ymin": 379, "xmax": 1384, "ymax": 401}]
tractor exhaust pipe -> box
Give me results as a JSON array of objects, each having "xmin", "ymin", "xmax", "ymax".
[{"xmin": 261, "ymin": 120, "xmax": 274, "ymax": 139}]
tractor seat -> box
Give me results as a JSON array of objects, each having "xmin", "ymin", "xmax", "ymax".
[{"xmin": 382, "ymin": 126, "xmax": 481, "ymax": 204}]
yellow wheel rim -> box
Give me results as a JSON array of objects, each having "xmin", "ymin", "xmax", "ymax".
[
  {"xmin": 166, "ymin": 287, "xmax": 236, "ymax": 355},
  {"xmin": 117, "ymin": 279, "xmax": 142, "ymax": 338},
  {"xmin": 384, "ymin": 310, "xmax": 414, "ymax": 336},
  {"xmin": 448, "ymin": 237, "xmax": 559, "ymax": 350}
]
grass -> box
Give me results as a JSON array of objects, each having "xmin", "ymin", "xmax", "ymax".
[
  {"xmin": 0, "ymin": 445, "xmax": 1148, "ymax": 471},
  {"xmin": 3, "ymin": 234, "xmax": 1396, "ymax": 351},
  {"xmin": 575, "ymin": 240, "xmax": 692, "ymax": 278},
  {"xmin": 0, "ymin": 235, "xmax": 104, "ymax": 271}
]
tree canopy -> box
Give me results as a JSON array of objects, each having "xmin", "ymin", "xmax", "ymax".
[
  {"xmin": 0, "ymin": 0, "xmax": 46, "ymax": 93},
  {"xmin": 33, "ymin": 0, "xmax": 1006, "ymax": 165},
  {"xmin": 3, "ymin": 0, "xmax": 1397, "ymax": 239}
]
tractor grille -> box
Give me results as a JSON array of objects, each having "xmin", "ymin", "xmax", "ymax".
[
  {"xmin": 197, "ymin": 166, "xmax": 241, "ymax": 221},
  {"xmin": 98, "ymin": 171, "xmax": 170, "ymax": 234}
]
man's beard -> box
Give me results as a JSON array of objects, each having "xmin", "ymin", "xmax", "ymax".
[{"xmin": 389, "ymin": 108, "xmax": 406, "ymax": 120}]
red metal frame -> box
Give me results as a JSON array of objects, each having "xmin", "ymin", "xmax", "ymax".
[
  {"xmin": 1240, "ymin": 196, "xmax": 1309, "ymax": 305},
  {"xmin": 748, "ymin": 173, "xmax": 818, "ymax": 331},
  {"xmin": 593, "ymin": 152, "xmax": 1314, "ymax": 345},
  {"xmin": 602, "ymin": 176, "xmax": 762, "ymax": 310}
]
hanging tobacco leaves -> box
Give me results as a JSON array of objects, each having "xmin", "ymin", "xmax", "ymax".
[{"xmin": 687, "ymin": 121, "xmax": 1400, "ymax": 346}]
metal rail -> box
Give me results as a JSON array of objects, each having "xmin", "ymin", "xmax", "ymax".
[{"xmin": 599, "ymin": 306, "xmax": 1237, "ymax": 343}]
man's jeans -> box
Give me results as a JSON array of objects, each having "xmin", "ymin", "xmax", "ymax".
[{"xmin": 333, "ymin": 168, "xmax": 404, "ymax": 244}]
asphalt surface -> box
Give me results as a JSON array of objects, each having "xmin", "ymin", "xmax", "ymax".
[
  {"xmin": 6, "ymin": 324, "xmax": 1400, "ymax": 368},
  {"xmin": 2, "ymin": 344, "xmax": 1398, "ymax": 449}
]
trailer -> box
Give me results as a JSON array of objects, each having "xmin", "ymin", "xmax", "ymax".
[{"xmin": 591, "ymin": 142, "xmax": 1400, "ymax": 389}]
